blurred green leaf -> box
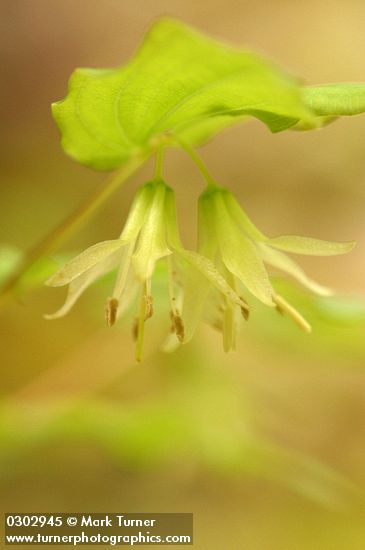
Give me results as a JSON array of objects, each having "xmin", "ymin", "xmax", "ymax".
[
  {"xmin": 0, "ymin": 398, "xmax": 360, "ymax": 508},
  {"xmin": 250, "ymin": 278, "xmax": 365, "ymax": 359},
  {"xmin": 272, "ymin": 279, "xmax": 365, "ymax": 325},
  {"xmin": 315, "ymin": 296, "xmax": 365, "ymax": 324}
]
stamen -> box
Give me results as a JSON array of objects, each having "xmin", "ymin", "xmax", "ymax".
[
  {"xmin": 223, "ymin": 301, "xmax": 236, "ymax": 352},
  {"xmin": 132, "ymin": 318, "xmax": 138, "ymax": 341},
  {"xmin": 106, "ymin": 297, "xmax": 119, "ymax": 327},
  {"xmin": 170, "ymin": 312, "xmax": 185, "ymax": 342},
  {"xmin": 144, "ymin": 295, "xmax": 154, "ymax": 320},
  {"xmin": 106, "ymin": 243, "xmax": 135, "ymax": 328},
  {"xmin": 212, "ymin": 320, "xmax": 223, "ymax": 332},
  {"xmin": 239, "ymin": 296, "xmax": 250, "ymax": 321},
  {"xmin": 273, "ymin": 294, "xmax": 312, "ymax": 333},
  {"xmin": 223, "ymin": 268, "xmax": 250, "ymax": 321},
  {"xmin": 167, "ymin": 256, "xmax": 178, "ymax": 315},
  {"xmin": 167, "ymin": 256, "xmax": 184, "ymax": 342},
  {"xmin": 135, "ymin": 280, "xmax": 153, "ymax": 362}
]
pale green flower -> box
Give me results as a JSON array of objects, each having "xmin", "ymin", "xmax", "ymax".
[
  {"xmin": 197, "ymin": 185, "xmax": 355, "ymax": 345},
  {"xmin": 45, "ymin": 179, "xmax": 248, "ymax": 359}
]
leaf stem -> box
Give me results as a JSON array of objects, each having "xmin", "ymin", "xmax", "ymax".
[{"xmin": 0, "ymin": 150, "xmax": 151, "ymax": 308}]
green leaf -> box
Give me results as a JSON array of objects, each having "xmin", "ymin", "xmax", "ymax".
[
  {"xmin": 303, "ymin": 83, "xmax": 365, "ymax": 116},
  {"xmin": 53, "ymin": 19, "xmax": 365, "ymax": 170},
  {"xmin": 53, "ymin": 18, "xmax": 320, "ymax": 170}
]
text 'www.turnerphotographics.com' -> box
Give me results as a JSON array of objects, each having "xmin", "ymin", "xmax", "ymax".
[{"xmin": 4, "ymin": 513, "xmax": 193, "ymax": 546}]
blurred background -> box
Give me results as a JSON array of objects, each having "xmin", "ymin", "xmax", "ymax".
[{"xmin": 1, "ymin": 1, "xmax": 365, "ymax": 548}]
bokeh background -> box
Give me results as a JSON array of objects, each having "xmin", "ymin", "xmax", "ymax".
[{"xmin": 1, "ymin": 1, "xmax": 365, "ymax": 548}]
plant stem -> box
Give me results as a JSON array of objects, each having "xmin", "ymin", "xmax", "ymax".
[
  {"xmin": 154, "ymin": 147, "xmax": 165, "ymax": 178},
  {"xmin": 0, "ymin": 150, "xmax": 151, "ymax": 307},
  {"xmin": 175, "ymin": 137, "xmax": 218, "ymax": 189}
]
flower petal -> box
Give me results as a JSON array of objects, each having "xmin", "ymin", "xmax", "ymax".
[
  {"xmin": 45, "ymin": 247, "xmax": 122, "ymax": 319},
  {"xmin": 176, "ymin": 250, "xmax": 249, "ymax": 344},
  {"xmin": 177, "ymin": 254, "xmax": 211, "ymax": 343},
  {"xmin": 119, "ymin": 183, "xmax": 154, "ymax": 241},
  {"xmin": 220, "ymin": 235, "xmax": 274, "ymax": 306},
  {"xmin": 178, "ymin": 250, "xmax": 247, "ymax": 311},
  {"xmin": 162, "ymin": 331, "xmax": 181, "ymax": 353},
  {"xmin": 106, "ymin": 248, "xmax": 141, "ymax": 326},
  {"xmin": 268, "ymin": 235, "xmax": 355, "ymax": 256},
  {"xmin": 164, "ymin": 186, "xmax": 183, "ymax": 250},
  {"xmin": 114, "ymin": 270, "xmax": 140, "ymax": 318},
  {"xmin": 45, "ymin": 272, "xmax": 95, "ymax": 320},
  {"xmin": 45, "ymin": 240, "xmax": 124, "ymax": 287},
  {"xmin": 223, "ymin": 190, "xmax": 265, "ymax": 241},
  {"xmin": 198, "ymin": 191, "xmax": 220, "ymax": 257},
  {"xmin": 258, "ymin": 243, "xmax": 333, "ymax": 296},
  {"xmin": 132, "ymin": 181, "xmax": 171, "ymax": 280},
  {"xmin": 213, "ymin": 193, "xmax": 274, "ymax": 306}
]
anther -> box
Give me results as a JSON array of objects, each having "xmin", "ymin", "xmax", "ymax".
[
  {"xmin": 132, "ymin": 318, "xmax": 139, "ymax": 341},
  {"xmin": 106, "ymin": 298, "xmax": 119, "ymax": 327},
  {"xmin": 144, "ymin": 295, "xmax": 154, "ymax": 320},
  {"xmin": 239, "ymin": 296, "xmax": 250, "ymax": 321},
  {"xmin": 173, "ymin": 312, "xmax": 185, "ymax": 342}
]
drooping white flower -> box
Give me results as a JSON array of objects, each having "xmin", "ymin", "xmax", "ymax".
[
  {"xmin": 45, "ymin": 179, "xmax": 249, "ymax": 359},
  {"xmin": 197, "ymin": 185, "xmax": 355, "ymax": 345}
]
